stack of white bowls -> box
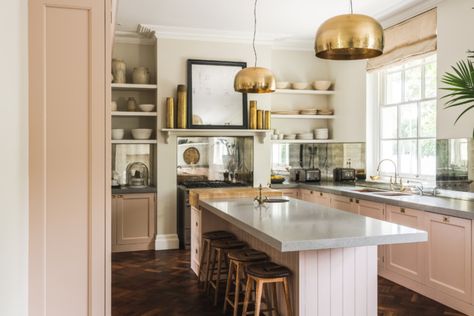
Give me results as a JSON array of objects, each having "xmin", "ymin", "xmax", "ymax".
[{"xmin": 314, "ymin": 128, "xmax": 329, "ymax": 140}]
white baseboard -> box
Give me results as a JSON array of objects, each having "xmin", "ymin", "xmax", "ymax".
[{"xmin": 155, "ymin": 234, "xmax": 180, "ymax": 250}]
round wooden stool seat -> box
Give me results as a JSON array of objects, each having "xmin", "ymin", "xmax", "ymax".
[
  {"xmin": 228, "ymin": 249, "xmax": 268, "ymax": 263},
  {"xmin": 202, "ymin": 230, "xmax": 235, "ymax": 241},
  {"xmin": 246, "ymin": 262, "xmax": 291, "ymax": 278},
  {"xmin": 212, "ymin": 239, "xmax": 247, "ymax": 250}
]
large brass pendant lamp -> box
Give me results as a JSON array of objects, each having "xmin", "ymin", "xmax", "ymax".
[
  {"xmin": 234, "ymin": 0, "xmax": 276, "ymax": 93},
  {"xmin": 315, "ymin": 0, "xmax": 384, "ymax": 60}
]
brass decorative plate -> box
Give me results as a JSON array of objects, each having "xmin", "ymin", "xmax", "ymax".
[{"xmin": 183, "ymin": 147, "xmax": 200, "ymax": 165}]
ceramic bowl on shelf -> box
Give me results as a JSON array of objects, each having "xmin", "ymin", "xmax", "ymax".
[
  {"xmin": 131, "ymin": 128, "xmax": 153, "ymax": 140},
  {"xmin": 276, "ymin": 81, "xmax": 291, "ymax": 89},
  {"xmin": 111, "ymin": 101, "xmax": 118, "ymax": 111},
  {"xmin": 312, "ymin": 81, "xmax": 332, "ymax": 90},
  {"xmin": 138, "ymin": 104, "xmax": 155, "ymax": 112},
  {"xmin": 283, "ymin": 134, "xmax": 296, "ymax": 140},
  {"xmin": 112, "ymin": 129, "xmax": 124, "ymax": 140},
  {"xmin": 291, "ymin": 82, "xmax": 309, "ymax": 90},
  {"xmin": 314, "ymin": 128, "xmax": 329, "ymax": 140}
]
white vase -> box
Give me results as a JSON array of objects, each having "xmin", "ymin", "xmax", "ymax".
[
  {"xmin": 132, "ymin": 66, "xmax": 150, "ymax": 84},
  {"xmin": 112, "ymin": 59, "xmax": 126, "ymax": 83}
]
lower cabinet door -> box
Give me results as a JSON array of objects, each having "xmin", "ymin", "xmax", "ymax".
[
  {"xmin": 114, "ymin": 193, "xmax": 156, "ymax": 251},
  {"xmin": 278, "ymin": 188, "xmax": 300, "ymax": 199},
  {"xmin": 424, "ymin": 213, "xmax": 472, "ymax": 302},
  {"xmin": 190, "ymin": 206, "xmax": 202, "ymax": 275},
  {"xmin": 385, "ymin": 205, "xmax": 425, "ymax": 283},
  {"xmin": 356, "ymin": 199, "xmax": 385, "ymax": 271},
  {"xmin": 330, "ymin": 195, "xmax": 356, "ymax": 213}
]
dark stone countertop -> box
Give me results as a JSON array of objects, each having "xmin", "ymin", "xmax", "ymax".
[{"xmin": 112, "ymin": 186, "xmax": 157, "ymax": 195}]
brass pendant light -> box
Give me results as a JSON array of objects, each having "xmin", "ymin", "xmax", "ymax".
[
  {"xmin": 315, "ymin": 0, "xmax": 384, "ymax": 60},
  {"xmin": 234, "ymin": 0, "xmax": 276, "ymax": 93}
]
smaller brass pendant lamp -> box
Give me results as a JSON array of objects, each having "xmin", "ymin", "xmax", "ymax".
[
  {"xmin": 234, "ymin": 0, "xmax": 276, "ymax": 93},
  {"xmin": 315, "ymin": 0, "xmax": 384, "ymax": 60}
]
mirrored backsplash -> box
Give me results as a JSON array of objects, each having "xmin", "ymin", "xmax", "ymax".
[
  {"xmin": 177, "ymin": 136, "xmax": 254, "ymax": 184},
  {"xmin": 272, "ymin": 143, "xmax": 366, "ymax": 180},
  {"xmin": 437, "ymin": 138, "xmax": 473, "ymax": 192}
]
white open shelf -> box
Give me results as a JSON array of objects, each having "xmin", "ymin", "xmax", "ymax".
[
  {"xmin": 161, "ymin": 129, "xmax": 272, "ymax": 144},
  {"xmin": 274, "ymin": 89, "xmax": 335, "ymax": 95},
  {"xmin": 271, "ymin": 139, "xmax": 332, "ymax": 144},
  {"xmin": 111, "ymin": 83, "xmax": 157, "ymax": 90},
  {"xmin": 271, "ymin": 114, "xmax": 335, "ymax": 120},
  {"xmin": 112, "ymin": 139, "xmax": 157, "ymax": 144},
  {"xmin": 112, "ymin": 111, "xmax": 157, "ymax": 117}
]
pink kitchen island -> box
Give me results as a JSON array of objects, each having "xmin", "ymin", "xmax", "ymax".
[{"xmin": 192, "ymin": 197, "xmax": 427, "ymax": 316}]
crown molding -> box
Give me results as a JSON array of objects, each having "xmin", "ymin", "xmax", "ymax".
[
  {"xmin": 136, "ymin": 24, "xmax": 313, "ymax": 51},
  {"xmin": 114, "ymin": 30, "xmax": 155, "ymax": 45},
  {"xmin": 376, "ymin": 0, "xmax": 442, "ymax": 28}
]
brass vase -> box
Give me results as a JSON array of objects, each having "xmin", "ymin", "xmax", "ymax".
[
  {"xmin": 166, "ymin": 97, "xmax": 175, "ymax": 129},
  {"xmin": 264, "ymin": 110, "xmax": 271, "ymax": 130},
  {"xmin": 249, "ymin": 100, "xmax": 257, "ymax": 129},
  {"xmin": 257, "ymin": 110, "xmax": 264, "ymax": 129},
  {"xmin": 177, "ymin": 85, "xmax": 187, "ymax": 129}
]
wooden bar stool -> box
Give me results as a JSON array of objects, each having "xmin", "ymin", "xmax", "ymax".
[
  {"xmin": 207, "ymin": 239, "xmax": 247, "ymax": 306},
  {"xmin": 198, "ymin": 231, "xmax": 236, "ymax": 287},
  {"xmin": 223, "ymin": 249, "xmax": 268, "ymax": 316},
  {"xmin": 242, "ymin": 262, "xmax": 292, "ymax": 316}
]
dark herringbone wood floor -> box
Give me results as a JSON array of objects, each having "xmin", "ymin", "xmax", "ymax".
[{"xmin": 112, "ymin": 250, "xmax": 466, "ymax": 316}]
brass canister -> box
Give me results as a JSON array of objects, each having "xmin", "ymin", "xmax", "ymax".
[
  {"xmin": 165, "ymin": 97, "xmax": 175, "ymax": 128},
  {"xmin": 177, "ymin": 84, "xmax": 187, "ymax": 129},
  {"xmin": 257, "ymin": 110, "xmax": 264, "ymax": 129},
  {"xmin": 249, "ymin": 100, "xmax": 257, "ymax": 129},
  {"xmin": 264, "ymin": 110, "xmax": 271, "ymax": 130}
]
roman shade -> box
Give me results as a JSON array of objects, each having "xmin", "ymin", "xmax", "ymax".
[{"xmin": 367, "ymin": 9, "xmax": 437, "ymax": 71}]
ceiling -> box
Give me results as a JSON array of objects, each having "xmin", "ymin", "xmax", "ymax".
[{"xmin": 116, "ymin": 0, "xmax": 434, "ymax": 40}]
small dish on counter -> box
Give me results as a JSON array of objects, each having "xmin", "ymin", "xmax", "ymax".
[
  {"xmin": 131, "ymin": 128, "xmax": 153, "ymax": 140},
  {"xmin": 138, "ymin": 104, "xmax": 155, "ymax": 112},
  {"xmin": 312, "ymin": 80, "xmax": 332, "ymax": 90},
  {"xmin": 291, "ymin": 82, "xmax": 309, "ymax": 90},
  {"xmin": 276, "ymin": 81, "xmax": 291, "ymax": 89}
]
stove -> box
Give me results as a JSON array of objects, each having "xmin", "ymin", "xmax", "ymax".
[{"xmin": 177, "ymin": 180, "xmax": 250, "ymax": 249}]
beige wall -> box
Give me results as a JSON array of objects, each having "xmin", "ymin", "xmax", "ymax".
[
  {"xmin": 0, "ymin": 0, "xmax": 28, "ymax": 314},
  {"xmin": 437, "ymin": 0, "xmax": 474, "ymax": 139}
]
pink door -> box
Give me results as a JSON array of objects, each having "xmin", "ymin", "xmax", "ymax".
[
  {"xmin": 424, "ymin": 213, "xmax": 472, "ymax": 303},
  {"xmin": 385, "ymin": 206, "xmax": 425, "ymax": 282},
  {"xmin": 29, "ymin": 0, "xmax": 110, "ymax": 314}
]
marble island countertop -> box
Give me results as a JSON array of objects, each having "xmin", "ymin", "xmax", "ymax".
[
  {"xmin": 199, "ymin": 197, "xmax": 427, "ymax": 252},
  {"xmin": 273, "ymin": 182, "xmax": 474, "ymax": 220}
]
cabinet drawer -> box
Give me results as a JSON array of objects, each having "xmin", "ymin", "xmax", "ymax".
[
  {"xmin": 330, "ymin": 195, "xmax": 356, "ymax": 213},
  {"xmin": 424, "ymin": 213, "xmax": 472, "ymax": 302},
  {"xmin": 279, "ymin": 189, "xmax": 300, "ymax": 199}
]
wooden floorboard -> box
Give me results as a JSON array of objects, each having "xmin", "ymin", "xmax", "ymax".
[{"xmin": 112, "ymin": 249, "xmax": 466, "ymax": 316}]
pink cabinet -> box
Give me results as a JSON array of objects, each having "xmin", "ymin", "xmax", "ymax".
[
  {"xmin": 300, "ymin": 189, "xmax": 332, "ymax": 207},
  {"xmin": 330, "ymin": 195, "xmax": 357, "ymax": 214},
  {"xmin": 385, "ymin": 205, "xmax": 425, "ymax": 283},
  {"xmin": 278, "ymin": 188, "xmax": 300, "ymax": 199},
  {"xmin": 424, "ymin": 213, "xmax": 472, "ymax": 303}
]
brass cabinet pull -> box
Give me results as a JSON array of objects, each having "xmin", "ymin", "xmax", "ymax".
[
  {"xmin": 310, "ymin": 190, "xmax": 314, "ymax": 194},
  {"xmin": 355, "ymin": 199, "xmax": 359, "ymax": 204},
  {"xmin": 400, "ymin": 208, "xmax": 405, "ymax": 213},
  {"xmin": 320, "ymin": 192, "xmax": 323, "ymax": 197},
  {"xmin": 195, "ymin": 249, "xmax": 198, "ymax": 254},
  {"xmin": 443, "ymin": 216, "xmax": 449, "ymax": 223},
  {"xmin": 195, "ymin": 221, "xmax": 198, "ymax": 227},
  {"xmin": 350, "ymin": 198, "xmax": 353, "ymax": 202}
]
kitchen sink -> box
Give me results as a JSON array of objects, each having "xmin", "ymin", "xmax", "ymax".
[
  {"xmin": 265, "ymin": 198, "xmax": 290, "ymax": 203},
  {"xmin": 371, "ymin": 191, "xmax": 411, "ymax": 196},
  {"xmin": 351, "ymin": 188, "xmax": 385, "ymax": 193}
]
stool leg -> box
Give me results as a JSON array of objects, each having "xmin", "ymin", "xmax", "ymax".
[
  {"xmin": 242, "ymin": 276, "xmax": 252, "ymax": 316},
  {"xmin": 263, "ymin": 283, "xmax": 272, "ymax": 314},
  {"xmin": 198, "ymin": 239, "xmax": 207, "ymax": 284},
  {"xmin": 213, "ymin": 249, "xmax": 222, "ymax": 306},
  {"xmin": 282, "ymin": 278, "xmax": 292, "ymax": 316},
  {"xmin": 206, "ymin": 247, "xmax": 216, "ymax": 293},
  {"xmin": 223, "ymin": 260, "xmax": 234, "ymax": 314},
  {"xmin": 271, "ymin": 283, "xmax": 279, "ymax": 316},
  {"xmin": 254, "ymin": 280, "xmax": 263, "ymax": 316},
  {"xmin": 232, "ymin": 263, "xmax": 241, "ymax": 316}
]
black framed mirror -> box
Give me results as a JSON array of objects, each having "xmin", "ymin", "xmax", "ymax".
[{"xmin": 187, "ymin": 59, "xmax": 248, "ymax": 129}]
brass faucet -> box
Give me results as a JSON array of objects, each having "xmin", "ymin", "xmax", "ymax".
[{"xmin": 254, "ymin": 184, "xmax": 268, "ymax": 205}]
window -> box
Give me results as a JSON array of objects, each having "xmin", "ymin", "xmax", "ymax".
[
  {"xmin": 378, "ymin": 54, "xmax": 437, "ymax": 179},
  {"xmin": 272, "ymin": 144, "xmax": 290, "ymax": 172}
]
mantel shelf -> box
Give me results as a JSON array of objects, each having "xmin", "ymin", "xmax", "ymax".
[
  {"xmin": 112, "ymin": 111, "xmax": 157, "ymax": 117},
  {"xmin": 271, "ymin": 139, "xmax": 332, "ymax": 144},
  {"xmin": 274, "ymin": 89, "xmax": 335, "ymax": 95},
  {"xmin": 111, "ymin": 139, "xmax": 157, "ymax": 144},
  {"xmin": 271, "ymin": 114, "xmax": 335, "ymax": 120},
  {"xmin": 160, "ymin": 129, "xmax": 272, "ymax": 144},
  {"xmin": 111, "ymin": 83, "xmax": 157, "ymax": 90}
]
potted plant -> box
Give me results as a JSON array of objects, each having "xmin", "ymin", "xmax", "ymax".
[{"xmin": 441, "ymin": 52, "xmax": 474, "ymax": 137}]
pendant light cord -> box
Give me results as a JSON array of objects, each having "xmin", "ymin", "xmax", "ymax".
[
  {"xmin": 253, "ymin": 0, "xmax": 258, "ymax": 67},
  {"xmin": 349, "ymin": 0, "xmax": 353, "ymax": 14}
]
